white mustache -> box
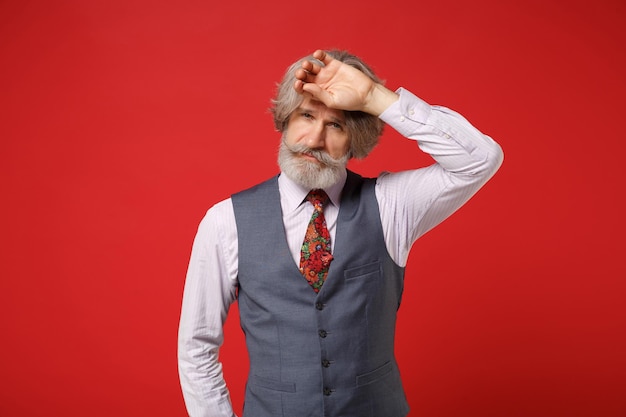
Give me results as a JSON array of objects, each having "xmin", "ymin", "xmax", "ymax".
[{"xmin": 282, "ymin": 139, "xmax": 348, "ymax": 167}]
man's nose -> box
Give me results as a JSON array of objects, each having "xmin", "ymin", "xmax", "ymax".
[{"xmin": 305, "ymin": 122, "xmax": 325, "ymax": 149}]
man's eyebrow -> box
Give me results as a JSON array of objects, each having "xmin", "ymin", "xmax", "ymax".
[
  {"xmin": 330, "ymin": 115, "xmax": 346, "ymax": 125},
  {"xmin": 297, "ymin": 106, "xmax": 346, "ymax": 124},
  {"xmin": 297, "ymin": 106, "xmax": 315, "ymax": 114}
]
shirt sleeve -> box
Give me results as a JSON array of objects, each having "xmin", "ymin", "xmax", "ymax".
[
  {"xmin": 377, "ymin": 87, "xmax": 504, "ymax": 267},
  {"xmin": 178, "ymin": 199, "xmax": 239, "ymax": 417}
]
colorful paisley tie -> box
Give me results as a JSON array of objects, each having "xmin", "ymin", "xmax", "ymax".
[{"xmin": 299, "ymin": 190, "xmax": 333, "ymax": 293}]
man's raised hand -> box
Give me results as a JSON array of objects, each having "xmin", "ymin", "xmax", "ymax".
[{"xmin": 293, "ymin": 50, "xmax": 398, "ymax": 116}]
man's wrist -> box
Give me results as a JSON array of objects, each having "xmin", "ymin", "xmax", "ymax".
[{"xmin": 363, "ymin": 84, "xmax": 399, "ymax": 116}]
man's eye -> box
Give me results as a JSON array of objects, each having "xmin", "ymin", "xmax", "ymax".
[
  {"xmin": 302, "ymin": 112, "xmax": 312, "ymax": 119},
  {"xmin": 329, "ymin": 122, "xmax": 343, "ymax": 130}
]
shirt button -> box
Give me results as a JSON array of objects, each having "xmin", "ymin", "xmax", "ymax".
[
  {"xmin": 323, "ymin": 387, "xmax": 332, "ymax": 396},
  {"xmin": 409, "ymin": 109, "xmax": 415, "ymax": 115},
  {"xmin": 315, "ymin": 302, "xmax": 324, "ymax": 310},
  {"xmin": 322, "ymin": 359, "xmax": 331, "ymax": 368},
  {"xmin": 318, "ymin": 330, "xmax": 328, "ymax": 338},
  {"xmin": 400, "ymin": 116, "xmax": 406, "ymax": 122}
]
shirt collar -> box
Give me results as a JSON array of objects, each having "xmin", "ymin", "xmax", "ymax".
[{"xmin": 278, "ymin": 169, "xmax": 347, "ymax": 212}]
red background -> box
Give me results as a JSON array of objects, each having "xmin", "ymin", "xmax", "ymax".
[{"xmin": 1, "ymin": 0, "xmax": 625, "ymax": 416}]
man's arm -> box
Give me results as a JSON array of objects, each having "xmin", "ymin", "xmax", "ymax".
[
  {"xmin": 376, "ymin": 88, "xmax": 504, "ymax": 266},
  {"xmin": 178, "ymin": 199, "xmax": 239, "ymax": 417}
]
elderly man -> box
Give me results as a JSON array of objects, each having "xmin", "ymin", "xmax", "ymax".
[{"xmin": 178, "ymin": 49, "xmax": 503, "ymax": 417}]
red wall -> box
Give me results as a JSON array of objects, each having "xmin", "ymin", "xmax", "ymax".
[{"xmin": 1, "ymin": 0, "xmax": 624, "ymax": 416}]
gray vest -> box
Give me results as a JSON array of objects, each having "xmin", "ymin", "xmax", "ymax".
[{"xmin": 231, "ymin": 171, "xmax": 409, "ymax": 417}]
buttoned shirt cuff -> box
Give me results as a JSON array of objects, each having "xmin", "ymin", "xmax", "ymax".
[{"xmin": 378, "ymin": 87, "xmax": 432, "ymax": 138}]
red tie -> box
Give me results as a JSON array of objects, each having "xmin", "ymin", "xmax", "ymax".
[{"xmin": 299, "ymin": 190, "xmax": 333, "ymax": 293}]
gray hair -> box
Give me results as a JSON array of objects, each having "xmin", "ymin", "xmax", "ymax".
[{"xmin": 270, "ymin": 50, "xmax": 385, "ymax": 159}]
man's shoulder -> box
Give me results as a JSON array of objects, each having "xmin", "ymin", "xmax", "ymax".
[
  {"xmin": 345, "ymin": 169, "xmax": 378, "ymax": 190},
  {"xmin": 203, "ymin": 197, "xmax": 234, "ymax": 223},
  {"xmin": 232, "ymin": 175, "xmax": 280, "ymax": 198}
]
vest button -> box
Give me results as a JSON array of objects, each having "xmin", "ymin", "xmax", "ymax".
[
  {"xmin": 315, "ymin": 302, "xmax": 324, "ymax": 310},
  {"xmin": 323, "ymin": 387, "xmax": 332, "ymax": 396},
  {"xmin": 318, "ymin": 330, "xmax": 327, "ymax": 338},
  {"xmin": 321, "ymin": 359, "xmax": 331, "ymax": 368}
]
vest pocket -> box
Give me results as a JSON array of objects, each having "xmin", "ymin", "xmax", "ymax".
[
  {"xmin": 344, "ymin": 261, "xmax": 381, "ymax": 281},
  {"xmin": 355, "ymin": 361, "xmax": 393, "ymax": 386},
  {"xmin": 249, "ymin": 374, "xmax": 296, "ymax": 393}
]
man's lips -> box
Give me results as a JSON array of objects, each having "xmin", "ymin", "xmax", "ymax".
[{"xmin": 300, "ymin": 152, "xmax": 321, "ymax": 163}]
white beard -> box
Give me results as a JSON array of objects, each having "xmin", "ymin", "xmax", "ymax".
[{"xmin": 277, "ymin": 138, "xmax": 349, "ymax": 190}]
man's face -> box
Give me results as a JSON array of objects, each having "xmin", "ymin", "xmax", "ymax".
[{"xmin": 278, "ymin": 98, "xmax": 351, "ymax": 189}]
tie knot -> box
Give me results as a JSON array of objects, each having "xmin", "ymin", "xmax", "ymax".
[{"xmin": 306, "ymin": 189, "xmax": 329, "ymax": 210}]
